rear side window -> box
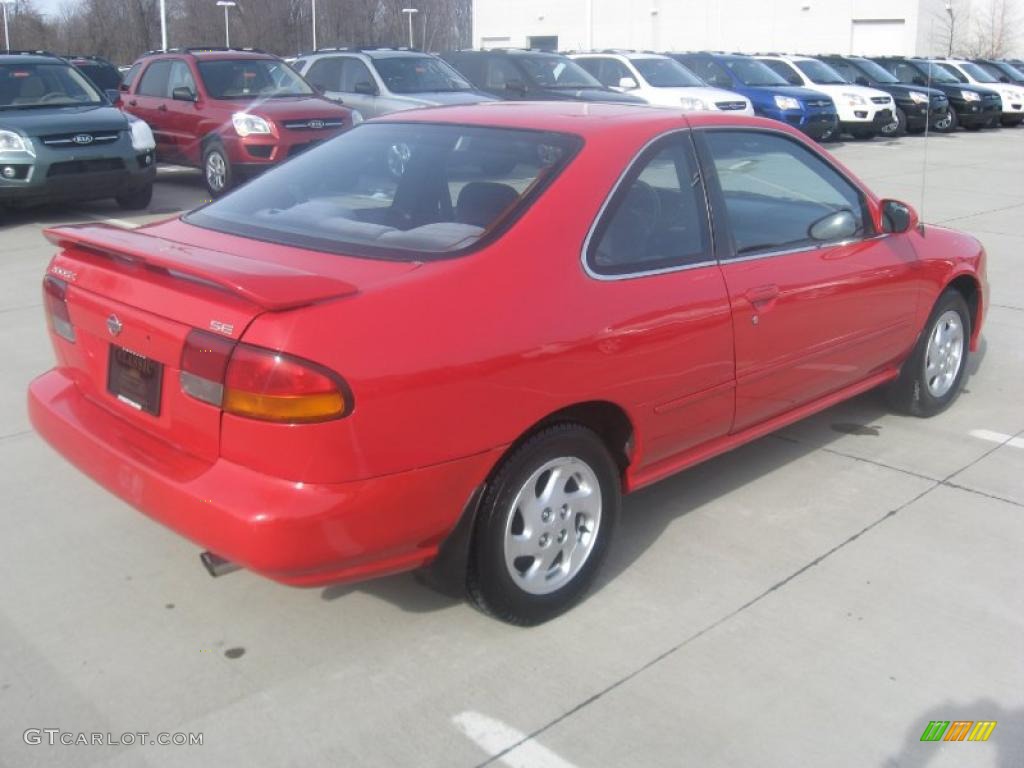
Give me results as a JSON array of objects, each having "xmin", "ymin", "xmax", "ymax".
[
  {"xmin": 587, "ymin": 135, "xmax": 710, "ymax": 277},
  {"xmin": 306, "ymin": 57, "xmax": 345, "ymax": 91},
  {"xmin": 702, "ymin": 130, "xmax": 870, "ymax": 258},
  {"xmin": 186, "ymin": 123, "xmax": 582, "ymax": 260},
  {"xmin": 137, "ymin": 60, "xmax": 172, "ymax": 97}
]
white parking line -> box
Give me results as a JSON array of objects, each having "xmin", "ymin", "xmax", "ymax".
[
  {"xmin": 969, "ymin": 429, "xmax": 1024, "ymax": 449},
  {"xmin": 453, "ymin": 711, "xmax": 578, "ymax": 768}
]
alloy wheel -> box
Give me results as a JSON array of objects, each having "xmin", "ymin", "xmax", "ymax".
[{"xmin": 924, "ymin": 309, "xmax": 964, "ymax": 398}]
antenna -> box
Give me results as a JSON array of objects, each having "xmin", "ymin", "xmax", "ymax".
[{"xmin": 917, "ymin": 21, "xmax": 934, "ymax": 233}]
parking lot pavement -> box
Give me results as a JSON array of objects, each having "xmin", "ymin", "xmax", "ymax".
[{"xmin": 1, "ymin": 132, "xmax": 1022, "ymax": 768}]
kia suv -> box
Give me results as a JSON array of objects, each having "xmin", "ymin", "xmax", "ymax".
[
  {"xmin": 120, "ymin": 47, "xmax": 357, "ymax": 196},
  {"xmin": 755, "ymin": 54, "xmax": 895, "ymax": 138},
  {"xmin": 1, "ymin": 51, "xmax": 155, "ymax": 212},
  {"xmin": 292, "ymin": 47, "xmax": 496, "ymax": 118},
  {"xmin": 669, "ymin": 52, "xmax": 838, "ymax": 140},
  {"xmin": 817, "ymin": 54, "xmax": 951, "ymax": 134},
  {"xmin": 569, "ymin": 51, "xmax": 753, "ymax": 114},
  {"xmin": 931, "ymin": 59, "xmax": 1023, "ymax": 126},
  {"xmin": 971, "ymin": 58, "xmax": 1024, "ymax": 86},
  {"xmin": 872, "ymin": 57, "xmax": 1001, "ymax": 131},
  {"xmin": 440, "ymin": 49, "xmax": 645, "ymax": 104}
]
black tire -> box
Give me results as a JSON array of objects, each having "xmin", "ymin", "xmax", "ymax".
[
  {"xmin": 115, "ymin": 183, "xmax": 153, "ymax": 211},
  {"xmin": 467, "ymin": 423, "xmax": 620, "ymax": 625},
  {"xmin": 935, "ymin": 109, "xmax": 957, "ymax": 132},
  {"xmin": 887, "ymin": 289, "xmax": 971, "ymax": 417},
  {"xmin": 880, "ymin": 107, "xmax": 907, "ymax": 137},
  {"xmin": 202, "ymin": 141, "xmax": 233, "ymax": 198}
]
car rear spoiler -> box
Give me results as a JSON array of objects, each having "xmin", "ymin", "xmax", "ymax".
[{"xmin": 44, "ymin": 224, "xmax": 359, "ymax": 311}]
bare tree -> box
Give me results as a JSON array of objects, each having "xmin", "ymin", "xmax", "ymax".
[{"xmin": 963, "ymin": 0, "xmax": 1021, "ymax": 57}]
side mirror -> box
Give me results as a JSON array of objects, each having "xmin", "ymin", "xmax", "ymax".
[
  {"xmin": 105, "ymin": 88, "xmax": 122, "ymax": 106},
  {"xmin": 999, "ymin": 75, "xmax": 1010, "ymax": 82},
  {"xmin": 809, "ymin": 209, "xmax": 860, "ymax": 242},
  {"xmin": 880, "ymin": 199, "xmax": 918, "ymax": 233},
  {"xmin": 353, "ymin": 80, "xmax": 378, "ymax": 96},
  {"xmin": 172, "ymin": 86, "xmax": 196, "ymax": 102},
  {"xmin": 855, "ymin": 75, "xmax": 870, "ymax": 86},
  {"xmin": 504, "ymin": 78, "xmax": 527, "ymax": 96},
  {"xmin": 618, "ymin": 76, "xmax": 639, "ymax": 89}
]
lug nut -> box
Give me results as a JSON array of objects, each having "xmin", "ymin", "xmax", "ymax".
[
  {"xmin": 558, "ymin": 530, "xmax": 567, "ymax": 543},
  {"xmin": 541, "ymin": 508, "xmax": 552, "ymax": 523},
  {"xmin": 539, "ymin": 534, "xmax": 550, "ymax": 547}
]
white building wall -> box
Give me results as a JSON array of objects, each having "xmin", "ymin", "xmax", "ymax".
[{"xmin": 471, "ymin": 0, "xmax": 949, "ymax": 57}]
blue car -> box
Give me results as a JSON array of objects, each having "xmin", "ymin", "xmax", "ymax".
[{"xmin": 668, "ymin": 52, "xmax": 839, "ymax": 140}]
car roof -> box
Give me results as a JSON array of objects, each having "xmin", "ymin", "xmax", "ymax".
[
  {"xmin": 141, "ymin": 48, "xmax": 274, "ymax": 62},
  {"xmin": 305, "ymin": 48, "xmax": 429, "ymax": 59},
  {"xmin": 0, "ymin": 52, "xmax": 66, "ymax": 65},
  {"xmin": 374, "ymin": 100, "xmax": 776, "ymax": 137}
]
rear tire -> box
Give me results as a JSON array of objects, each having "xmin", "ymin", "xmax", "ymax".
[
  {"xmin": 115, "ymin": 183, "xmax": 153, "ymax": 211},
  {"xmin": 202, "ymin": 141, "xmax": 233, "ymax": 198},
  {"xmin": 467, "ymin": 424, "xmax": 620, "ymax": 625},
  {"xmin": 887, "ymin": 289, "xmax": 971, "ymax": 417}
]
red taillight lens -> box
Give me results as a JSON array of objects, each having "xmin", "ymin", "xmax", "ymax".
[
  {"xmin": 223, "ymin": 345, "xmax": 348, "ymax": 423},
  {"xmin": 43, "ymin": 275, "xmax": 75, "ymax": 342},
  {"xmin": 180, "ymin": 329, "xmax": 234, "ymax": 406},
  {"xmin": 179, "ymin": 329, "xmax": 349, "ymax": 423}
]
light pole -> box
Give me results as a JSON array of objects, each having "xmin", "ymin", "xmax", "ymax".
[
  {"xmin": 945, "ymin": 2, "xmax": 955, "ymax": 56},
  {"xmin": 159, "ymin": 0, "xmax": 167, "ymax": 50},
  {"xmin": 217, "ymin": 0, "xmax": 236, "ymax": 48},
  {"xmin": 2, "ymin": 0, "xmax": 15, "ymax": 52},
  {"xmin": 401, "ymin": 7, "xmax": 418, "ymax": 49},
  {"xmin": 311, "ymin": 0, "xmax": 317, "ymax": 50}
]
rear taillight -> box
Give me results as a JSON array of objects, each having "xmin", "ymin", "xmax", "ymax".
[
  {"xmin": 180, "ymin": 329, "xmax": 349, "ymax": 423},
  {"xmin": 43, "ymin": 275, "xmax": 75, "ymax": 342}
]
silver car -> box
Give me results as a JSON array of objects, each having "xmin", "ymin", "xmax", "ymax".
[{"xmin": 292, "ymin": 47, "xmax": 497, "ymax": 119}]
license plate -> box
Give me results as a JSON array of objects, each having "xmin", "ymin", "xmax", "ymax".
[{"xmin": 107, "ymin": 344, "xmax": 163, "ymax": 416}]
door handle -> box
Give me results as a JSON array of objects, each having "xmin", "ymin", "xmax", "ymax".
[
  {"xmin": 157, "ymin": 104, "xmax": 167, "ymax": 111},
  {"xmin": 745, "ymin": 284, "xmax": 780, "ymax": 306}
]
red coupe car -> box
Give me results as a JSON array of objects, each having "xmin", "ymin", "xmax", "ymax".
[{"xmin": 29, "ymin": 103, "xmax": 987, "ymax": 624}]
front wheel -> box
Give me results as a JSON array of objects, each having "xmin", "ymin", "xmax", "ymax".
[
  {"xmin": 934, "ymin": 109, "xmax": 957, "ymax": 132},
  {"xmin": 202, "ymin": 142, "xmax": 233, "ymax": 198},
  {"xmin": 888, "ymin": 289, "xmax": 971, "ymax": 417},
  {"xmin": 880, "ymin": 107, "xmax": 907, "ymax": 137},
  {"xmin": 467, "ymin": 424, "xmax": 620, "ymax": 625}
]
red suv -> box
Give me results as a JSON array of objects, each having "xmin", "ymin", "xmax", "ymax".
[{"xmin": 120, "ymin": 48, "xmax": 356, "ymax": 196}]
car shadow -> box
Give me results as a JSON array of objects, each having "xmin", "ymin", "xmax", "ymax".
[{"xmin": 882, "ymin": 698, "xmax": 1023, "ymax": 767}]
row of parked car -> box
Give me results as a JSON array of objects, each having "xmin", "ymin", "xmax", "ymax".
[{"xmin": 1, "ymin": 45, "xmax": 1022, "ymax": 211}]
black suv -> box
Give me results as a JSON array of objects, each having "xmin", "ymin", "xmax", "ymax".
[
  {"xmin": 440, "ymin": 49, "xmax": 645, "ymax": 104},
  {"xmin": 817, "ymin": 54, "xmax": 951, "ymax": 134},
  {"xmin": 0, "ymin": 51, "xmax": 155, "ymax": 211},
  {"xmin": 67, "ymin": 55, "xmax": 123, "ymax": 92},
  {"xmin": 871, "ymin": 57, "xmax": 1001, "ymax": 130}
]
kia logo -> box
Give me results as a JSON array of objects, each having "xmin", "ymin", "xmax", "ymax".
[
  {"xmin": 71, "ymin": 134, "xmax": 94, "ymax": 145},
  {"xmin": 106, "ymin": 314, "xmax": 123, "ymax": 336},
  {"xmin": 307, "ymin": 120, "xmax": 325, "ymax": 129}
]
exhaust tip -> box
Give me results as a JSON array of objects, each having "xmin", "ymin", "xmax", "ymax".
[{"xmin": 200, "ymin": 551, "xmax": 241, "ymax": 578}]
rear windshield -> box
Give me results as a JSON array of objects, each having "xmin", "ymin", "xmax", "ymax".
[
  {"xmin": 197, "ymin": 58, "xmax": 313, "ymax": 99},
  {"xmin": 186, "ymin": 123, "xmax": 581, "ymax": 260},
  {"xmin": 0, "ymin": 63, "xmax": 104, "ymax": 108},
  {"xmin": 373, "ymin": 56, "xmax": 473, "ymax": 93}
]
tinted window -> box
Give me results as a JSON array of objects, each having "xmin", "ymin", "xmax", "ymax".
[
  {"xmin": 827, "ymin": 60, "xmax": 859, "ymax": 83},
  {"xmin": 136, "ymin": 60, "xmax": 172, "ymax": 97},
  {"xmin": 851, "ymin": 58, "xmax": 899, "ymax": 83},
  {"xmin": 443, "ymin": 54, "xmax": 484, "ymax": 85},
  {"xmin": 681, "ymin": 57, "xmax": 731, "ymax": 87},
  {"xmin": 515, "ymin": 54, "xmax": 601, "ymax": 88},
  {"xmin": 75, "ymin": 62, "xmax": 121, "ymax": 91},
  {"xmin": 0, "ymin": 62, "xmax": 104, "ymax": 107},
  {"xmin": 588, "ymin": 137, "xmax": 710, "ymax": 276},
  {"xmin": 588, "ymin": 58, "xmax": 631, "ymax": 87},
  {"xmin": 306, "ymin": 57, "xmax": 344, "ymax": 91},
  {"xmin": 484, "ymin": 57, "xmax": 522, "ymax": 89},
  {"xmin": 703, "ymin": 130, "xmax": 869, "ymax": 257},
  {"xmin": 373, "ymin": 56, "xmax": 472, "ymax": 93},
  {"xmin": 186, "ymin": 124, "xmax": 581, "ymax": 260},
  {"xmin": 197, "ymin": 58, "xmax": 313, "ymax": 99},
  {"xmin": 574, "ymin": 58, "xmax": 602, "ymax": 81},
  {"xmin": 934, "ymin": 62, "xmax": 967, "ymax": 83}
]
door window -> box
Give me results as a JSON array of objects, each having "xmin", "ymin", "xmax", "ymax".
[
  {"xmin": 484, "ymin": 57, "xmax": 522, "ymax": 89},
  {"xmin": 307, "ymin": 57, "xmax": 344, "ymax": 92},
  {"xmin": 702, "ymin": 130, "xmax": 870, "ymax": 258},
  {"xmin": 136, "ymin": 60, "xmax": 172, "ymax": 97},
  {"xmin": 587, "ymin": 136, "xmax": 710, "ymax": 276},
  {"xmin": 683, "ymin": 58, "xmax": 731, "ymax": 88},
  {"xmin": 167, "ymin": 61, "xmax": 196, "ymax": 97},
  {"xmin": 599, "ymin": 58, "xmax": 634, "ymax": 87},
  {"xmin": 340, "ymin": 59, "xmax": 375, "ymax": 92},
  {"xmin": 760, "ymin": 59, "xmax": 802, "ymax": 85}
]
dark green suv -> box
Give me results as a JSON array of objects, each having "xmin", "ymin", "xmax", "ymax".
[{"xmin": 0, "ymin": 51, "xmax": 155, "ymax": 212}]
